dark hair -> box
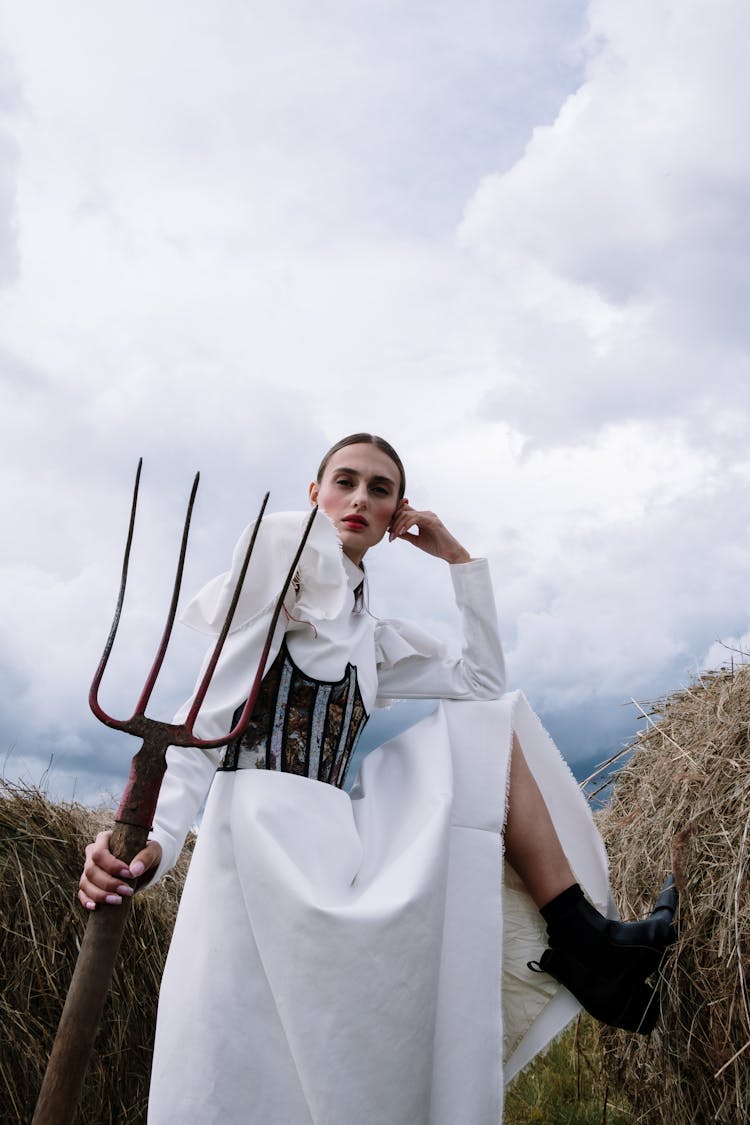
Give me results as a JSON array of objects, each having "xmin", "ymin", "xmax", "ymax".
[{"xmin": 316, "ymin": 433, "xmax": 406, "ymax": 501}]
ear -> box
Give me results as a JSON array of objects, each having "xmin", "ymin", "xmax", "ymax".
[
  {"xmin": 388, "ymin": 497, "xmax": 408, "ymax": 528},
  {"xmin": 308, "ymin": 481, "xmax": 319, "ymax": 506}
]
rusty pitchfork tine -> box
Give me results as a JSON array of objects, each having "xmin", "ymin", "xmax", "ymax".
[
  {"xmin": 89, "ymin": 462, "xmax": 319, "ymax": 747},
  {"xmin": 89, "ymin": 466, "xmax": 270, "ymax": 834},
  {"xmin": 88, "ymin": 457, "xmax": 208, "ymax": 730},
  {"xmin": 184, "ymin": 501, "xmax": 320, "ymax": 745},
  {"xmin": 33, "ymin": 470, "xmax": 319, "ymax": 1125}
]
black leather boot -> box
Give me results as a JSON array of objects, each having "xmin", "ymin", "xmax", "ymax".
[{"xmin": 530, "ymin": 875, "xmax": 678, "ymax": 1034}]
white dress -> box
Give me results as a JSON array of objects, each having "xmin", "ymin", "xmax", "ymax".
[{"xmin": 147, "ymin": 511, "xmax": 610, "ymax": 1125}]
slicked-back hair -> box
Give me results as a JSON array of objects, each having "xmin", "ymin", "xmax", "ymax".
[{"xmin": 315, "ymin": 433, "xmax": 406, "ymax": 501}]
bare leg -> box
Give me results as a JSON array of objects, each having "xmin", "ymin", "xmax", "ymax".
[
  {"xmin": 504, "ymin": 732, "xmax": 576, "ymax": 908},
  {"xmin": 505, "ymin": 733, "xmax": 678, "ymax": 1034}
]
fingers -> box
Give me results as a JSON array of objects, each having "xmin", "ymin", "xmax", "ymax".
[
  {"xmin": 78, "ymin": 829, "xmax": 134, "ymax": 911},
  {"xmin": 388, "ymin": 506, "xmax": 469, "ymax": 562},
  {"xmin": 77, "ymin": 831, "xmax": 162, "ymax": 911},
  {"xmin": 388, "ymin": 505, "xmax": 435, "ymax": 542},
  {"xmin": 128, "ymin": 840, "xmax": 162, "ymax": 882}
]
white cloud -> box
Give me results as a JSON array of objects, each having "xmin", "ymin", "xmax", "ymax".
[
  {"xmin": 461, "ymin": 0, "xmax": 750, "ymax": 291},
  {"xmin": 458, "ymin": 0, "xmax": 750, "ymax": 438}
]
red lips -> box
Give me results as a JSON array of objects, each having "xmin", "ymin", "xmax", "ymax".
[{"xmin": 342, "ymin": 515, "xmax": 368, "ymax": 529}]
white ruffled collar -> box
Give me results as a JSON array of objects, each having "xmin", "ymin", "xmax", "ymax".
[
  {"xmin": 182, "ymin": 509, "xmax": 353, "ymax": 635},
  {"xmin": 341, "ymin": 553, "xmax": 365, "ymax": 592}
]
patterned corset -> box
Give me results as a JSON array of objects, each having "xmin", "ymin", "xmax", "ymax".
[{"xmin": 218, "ymin": 639, "xmax": 369, "ymax": 789}]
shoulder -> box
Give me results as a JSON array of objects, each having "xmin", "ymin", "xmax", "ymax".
[{"xmin": 181, "ymin": 509, "xmax": 348, "ymax": 634}]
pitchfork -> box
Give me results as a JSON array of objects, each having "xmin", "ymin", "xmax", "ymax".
[{"xmin": 32, "ymin": 462, "xmax": 319, "ymax": 1125}]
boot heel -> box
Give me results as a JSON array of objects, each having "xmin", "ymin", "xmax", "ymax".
[{"xmin": 536, "ymin": 948, "xmax": 659, "ymax": 1034}]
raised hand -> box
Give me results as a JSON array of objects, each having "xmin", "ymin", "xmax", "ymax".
[{"xmin": 388, "ymin": 502, "xmax": 472, "ymax": 564}]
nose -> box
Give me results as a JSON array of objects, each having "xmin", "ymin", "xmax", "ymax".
[{"xmin": 351, "ymin": 483, "xmax": 369, "ymax": 509}]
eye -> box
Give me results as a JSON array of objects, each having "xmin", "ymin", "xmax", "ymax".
[
  {"xmin": 371, "ymin": 484, "xmax": 390, "ymax": 496},
  {"xmin": 335, "ymin": 476, "xmax": 354, "ymax": 487}
]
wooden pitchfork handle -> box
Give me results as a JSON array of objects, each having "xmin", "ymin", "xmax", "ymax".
[
  {"xmin": 33, "ymin": 464, "xmax": 319, "ymax": 1125},
  {"xmin": 31, "ymin": 819, "xmax": 152, "ymax": 1125}
]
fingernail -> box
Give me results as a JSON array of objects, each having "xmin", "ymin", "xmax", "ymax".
[
  {"xmin": 130, "ymin": 860, "xmax": 145, "ymax": 877},
  {"xmin": 118, "ymin": 868, "xmax": 131, "ymax": 879},
  {"xmin": 86, "ymin": 900, "xmax": 96, "ymax": 911},
  {"xmin": 105, "ymin": 894, "xmax": 122, "ymax": 905},
  {"xmin": 116, "ymin": 884, "xmax": 134, "ymax": 896}
]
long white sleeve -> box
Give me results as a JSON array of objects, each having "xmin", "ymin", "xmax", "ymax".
[{"xmin": 374, "ymin": 559, "xmax": 506, "ymax": 704}]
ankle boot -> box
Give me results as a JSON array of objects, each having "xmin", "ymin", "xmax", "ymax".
[{"xmin": 530, "ymin": 875, "xmax": 678, "ymax": 1034}]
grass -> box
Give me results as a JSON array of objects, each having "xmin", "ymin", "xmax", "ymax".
[{"xmin": 504, "ymin": 1016, "xmax": 633, "ymax": 1124}]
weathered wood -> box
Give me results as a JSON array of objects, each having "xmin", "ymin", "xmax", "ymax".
[{"xmin": 31, "ymin": 821, "xmax": 147, "ymax": 1125}]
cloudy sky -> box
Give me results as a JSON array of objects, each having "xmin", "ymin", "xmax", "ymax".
[{"xmin": 1, "ymin": 0, "xmax": 748, "ymax": 806}]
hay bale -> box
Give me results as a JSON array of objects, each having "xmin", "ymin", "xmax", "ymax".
[
  {"xmin": 0, "ymin": 781, "xmax": 192, "ymax": 1125},
  {"xmin": 596, "ymin": 664, "xmax": 750, "ymax": 1123}
]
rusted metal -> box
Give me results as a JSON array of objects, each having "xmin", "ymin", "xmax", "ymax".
[{"xmin": 32, "ymin": 464, "xmax": 319, "ymax": 1125}]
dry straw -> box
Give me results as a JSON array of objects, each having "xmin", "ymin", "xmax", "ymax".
[
  {"xmin": 0, "ymin": 782, "xmax": 192, "ymax": 1125},
  {"xmin": 596, "ymin": 662, "xmax": 750, "ymax": 1123}
]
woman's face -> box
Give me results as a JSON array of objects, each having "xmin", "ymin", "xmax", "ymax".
[{"xmin": 309, "ymin": 442, "xmax": 404, "ymax": 565}]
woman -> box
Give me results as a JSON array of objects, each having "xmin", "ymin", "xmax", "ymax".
[{"xmin": 79, "ymin": 434, "xmax": 673, "ymax": 1125}]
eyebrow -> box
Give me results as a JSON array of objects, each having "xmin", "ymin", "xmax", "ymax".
[{"xmin": 334, "ymin": 467, "xmax": 397, "ymax": 488}]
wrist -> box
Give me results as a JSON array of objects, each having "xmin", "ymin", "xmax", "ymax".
[{"xmin": 445, "ymin": 546, "xmax": 472, "ymax": 565}]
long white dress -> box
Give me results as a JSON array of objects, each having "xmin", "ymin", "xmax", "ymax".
[{"xmin": 146, "ymin": 511, "xmax": 610, "ymax": 1125}]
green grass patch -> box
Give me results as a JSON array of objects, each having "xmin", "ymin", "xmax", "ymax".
[{"xmin": 504, "ymin": 1015, "xmax": 632, "ymax": 1124}]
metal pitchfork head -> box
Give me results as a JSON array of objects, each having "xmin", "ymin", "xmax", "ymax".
[
  {"xmin": 90, "ymin": 458, "xmax": 319, "ymax": 833},
  {"xmin": 32, "ymin": 462, "xmax": 319, "ymax": 1125}
]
